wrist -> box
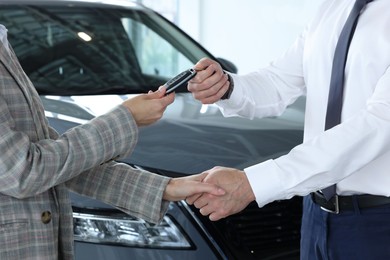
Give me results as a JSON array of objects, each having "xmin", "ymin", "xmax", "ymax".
[
  {"xmin": 220, "ymin": 73, "xmax": 234, "ymax": 100},
  {"xmin": 240, "ymin": 170, "xmax": 256, "ymax": 203},
  {"xmin": 162, "ymin": 178, "xmax": 173, "ymax": 201}
]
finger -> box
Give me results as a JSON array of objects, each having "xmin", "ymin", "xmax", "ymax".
[
  {"xmin": 201, "ymin": 81, "xmax": 230, "ymax": 105},
  {"xmin": 161, "ymin": 91, "xmax": 175, "ymax": 105},
  {"xmin": 199, "ymin": 204, "xmax": 214, "ymax": 216},
  {"xmin": 186, "ymin": 193, "xmax": 202, "ymax": 205},
  {"xmin": 204, "ymin": 71, "xmax": 228, "ymax": 94},
  {"xmin": 192, "ymin": 73, "xmax": 228, "ymax": 103},
  {"xmin": 193, "ymin": 195, "xmax": 211, "ymax": 209},
  {"xmin": 209, "ymin": 212, "xmax": 223, "ymax": 221},
  {"xmin": 201, "ymin": 65, "xmax": 221, "ymax": 84},
  {"xmin": 193, "ymin": 57, "xmax": 214, "ymax": 71},
  {"xmin": 158, "ymin": 85, "xmax": 167, "ymax": 95},
  {"xmin": 191, "ymin": 65, "xmax": 219, "ymax": 87}
]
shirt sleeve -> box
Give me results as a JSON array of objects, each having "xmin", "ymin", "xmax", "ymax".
[
  {"xmin": 246, "ymin": 66, "xmax": 390, "ymax": 207},
  {"xmin": 216, "ymin": 28, "xmax": 308, "ymax": 119}
]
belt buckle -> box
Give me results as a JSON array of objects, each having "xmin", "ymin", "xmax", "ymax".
[{"xmin": 320, "ymin": 194, "xmax": 340, "ymax": 214}]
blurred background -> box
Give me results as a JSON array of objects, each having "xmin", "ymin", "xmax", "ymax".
[{"xmin": 139, "ymin": 0, "xmax": 324, "ymax": 74}]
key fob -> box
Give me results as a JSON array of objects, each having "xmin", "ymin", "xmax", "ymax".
[{"xmin": 164, "ymin": 68, "xmax": 197, "ymax": 95}]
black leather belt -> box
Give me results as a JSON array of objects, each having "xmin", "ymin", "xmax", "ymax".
[{"xmin": 311, "ymin": 191, "xmax": 390, "ymax": 214}]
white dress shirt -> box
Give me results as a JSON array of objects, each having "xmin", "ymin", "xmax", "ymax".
[{"xmin": 217, "ymin": 0, "xmax": 390, "ymax": 207}]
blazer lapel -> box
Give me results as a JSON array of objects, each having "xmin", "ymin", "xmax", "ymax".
[
  {"xmin": 0, "ymin": 40, "xmax": 49, "ymax": 138},
  {"xmin": 0, "ymin": 41, "xmax": 31, "ymax": 98}
]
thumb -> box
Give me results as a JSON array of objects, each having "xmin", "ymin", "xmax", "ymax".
[
  {"xmin": 190, "ymin": 171, "xmax": 209, "ymax": 182},
  {"xmin": 194, "ymin": 57, "xmax": 214, "ymax": 71},
  {"xmin": 147, "ymin": 86, "xmax": 166, "ymax": 99},
  {"xmin": 193, "ymin": 182, "xmax": 225, "ymax": 196}
]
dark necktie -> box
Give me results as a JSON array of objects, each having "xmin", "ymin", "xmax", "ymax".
[{"xmin": 322, "ymin": 0, "xmax": 373, "ymax": 200}]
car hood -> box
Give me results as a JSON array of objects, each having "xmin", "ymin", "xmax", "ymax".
[
  {"xmin": 54, "ymin": 93, "xmax": 304, "ymax": 211},
  {"xmin": 43, "ymin": 93, "xmax": 304, "ymax": 176}
]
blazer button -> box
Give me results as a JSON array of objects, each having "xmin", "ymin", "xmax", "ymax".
[{"xmin": 41, "ymin": 211, "xmax": 52, "ymax": 224}]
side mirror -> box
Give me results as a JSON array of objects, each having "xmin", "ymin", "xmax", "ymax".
[{"xmin": 217, "ymin": 58, "xmax": 238, "ymax": 74}]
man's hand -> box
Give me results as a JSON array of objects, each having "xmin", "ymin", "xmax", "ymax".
[
  {"xmin": 122, "ymin": 86, "xmax": 175, "ymax": 127},
  {"xmin": 187, "ymin": 58, "xmax": 230, "ymax": 104},
  {"xmin": 163, "ymin": 172, "xmax": 225, "ymax": 201},
  {"xmin": 186, "ymin": 166, "xmax": 256, "ymax": 221}
]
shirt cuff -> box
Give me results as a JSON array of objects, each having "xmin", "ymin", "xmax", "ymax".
[
  {"xmin": 216, "ymin": 74, "xmax": 244, "ymax": 114},
  {"xmin": 244, "ymin": 159, "xmax": 285, "ymax": 207}
]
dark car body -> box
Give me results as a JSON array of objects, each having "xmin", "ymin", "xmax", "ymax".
[{"xmin": 0, "ymin": 0, "xmax": 304, "ymax": 259}]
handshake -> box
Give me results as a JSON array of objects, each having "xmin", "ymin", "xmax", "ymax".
[
  {"xmin": 123, "ymin": 59, "xmax": 257, "ymax": 220},
  {"xmin": 164, "ymin": 166, "xmax": 256, "ymax": 221}
]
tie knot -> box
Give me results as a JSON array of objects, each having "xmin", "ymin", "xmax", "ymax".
[{"xmin": 352, "ymin": 0, "xmax": 373, "ymax": 15}]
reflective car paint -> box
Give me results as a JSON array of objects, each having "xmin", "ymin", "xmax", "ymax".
[{"xmin": 0, "ymin": 0, "xmax": 304, "ymax": 259}]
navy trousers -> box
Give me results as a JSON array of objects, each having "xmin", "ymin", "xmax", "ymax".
[{"xmin": 300, "ymin": 195, "xmax": 390, "ymax": 260}]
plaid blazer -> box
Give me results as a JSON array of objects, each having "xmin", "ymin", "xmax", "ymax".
[{"xmin": 0, "ymin": 40, "xmax": 170, "ymax": 259}]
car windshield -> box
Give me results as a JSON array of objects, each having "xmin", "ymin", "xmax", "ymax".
[
  {"xmin": 1, "ymin": 2, "xmax": 305, "ymax": 175},
  {"xmin": 1, "ymin": 3, "xmax": 209, "ymax": 95}
]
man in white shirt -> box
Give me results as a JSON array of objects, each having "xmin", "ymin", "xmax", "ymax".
[{"xmin": 186, "ymin": 0, "xmax": 390, "ymax": 258}]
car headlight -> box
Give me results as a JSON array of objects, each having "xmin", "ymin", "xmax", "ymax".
[{"xmin": 73, "ymin": 211, "xmax": 192, "ymax": 248}]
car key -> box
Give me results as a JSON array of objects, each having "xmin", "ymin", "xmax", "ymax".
[{"xmin": 164, "ymin": 68, "xmax": 197, "ymax": 95}]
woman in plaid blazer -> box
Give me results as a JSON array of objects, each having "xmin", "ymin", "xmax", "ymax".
[{"xmin": 0, "ymin": 25, "xmax": 223, "ymax": 259}]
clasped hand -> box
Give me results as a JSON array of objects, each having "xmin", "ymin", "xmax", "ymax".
[
  {"xmin": 186, "ymin": 166, "xmax": 256, "ymax": 221},
  {"xmin": 121, "ymin": 86, "xmax": 255, "ymax": 221}
]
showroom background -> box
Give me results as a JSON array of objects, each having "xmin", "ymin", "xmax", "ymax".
[{"xmin": 139, "ymin": 0, "xmax": 324, "ymax": 74}]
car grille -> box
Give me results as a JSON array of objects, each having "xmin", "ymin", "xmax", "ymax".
[
  {"xmin": 197, "ymin": 197, "xmax": 302, "ymax": 260},
  {"xmin": 138, "ymin": 166, "xmax": 303, "ymax": 259}
]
